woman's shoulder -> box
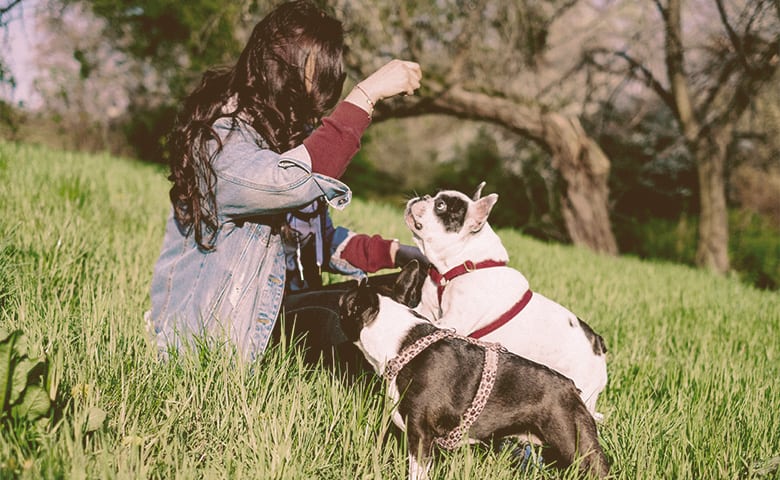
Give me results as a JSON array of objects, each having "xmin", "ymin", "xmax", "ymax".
[{"xmin": 212, "ymin": 116, "xmax": 268, "ymax": 148}]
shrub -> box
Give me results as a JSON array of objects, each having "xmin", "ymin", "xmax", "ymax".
[
  {"xmin": 615, "ymin": 211, "xmax": 780, "ymax": 290},
  {"xmin": 730, "ymin": 211, "xmax": 780, "ymax": 290}
]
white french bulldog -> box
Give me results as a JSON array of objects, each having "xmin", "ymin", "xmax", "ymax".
[{"xmin": 404, "ymin": 183, "xmax": 608, "ymax": 419}]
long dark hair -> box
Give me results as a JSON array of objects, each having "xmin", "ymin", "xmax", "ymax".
[{"xmin": 168, "ymin": 1, "xmax": 345, "ymax": 251}]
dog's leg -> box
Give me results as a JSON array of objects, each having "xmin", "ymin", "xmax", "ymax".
[
  {"xmin": 575, "ymin": 421, "xmax": 610, "ymax": 479},
  {"xmin": 544, "ymin": 408, "xmax": 609, "ymax": 479},
  {"xmin": 408, "ymin": 453, "xmax": 431, "ymax": 480},
  {"xmin": 407, "ymin": 428, "xmax": 434, "ymax": 480}
]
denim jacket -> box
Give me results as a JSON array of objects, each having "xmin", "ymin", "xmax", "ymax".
[{"xmin": 148, "ymin": 116, "xmax": 352, "ymax": 361}]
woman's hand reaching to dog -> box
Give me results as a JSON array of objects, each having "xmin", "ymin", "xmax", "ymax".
[{"xmin": 346, "ymin": 59, "xmax": 422, "ymax": 116}]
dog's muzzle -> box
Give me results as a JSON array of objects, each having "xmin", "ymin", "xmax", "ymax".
[
  {"xmin": 405, "ymin": 197, "xmax": 426, "ymax": 231},
  {"xmin": 409, "ymin": 215, "xmax": 423, "ymax": 231}
]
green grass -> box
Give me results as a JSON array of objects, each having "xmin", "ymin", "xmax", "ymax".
[{"xmin": 1, "ymin": 140, "xmax": 779, "ymax": 479}]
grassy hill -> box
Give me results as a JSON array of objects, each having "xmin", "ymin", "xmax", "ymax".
[{"xmin": 1, "ymin": 141, "xmax": 779, "ymax": 479}]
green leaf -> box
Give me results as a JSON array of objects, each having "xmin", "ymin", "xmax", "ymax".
[
  {"xmin": 34, "ymin": 415, "xmax": 50, "ymax": 431},
  {"xmin": 9, "ymin": 357, "xmax": 42, "ymax": 406},
  {"xmin": 83, "ymin": 406, "xmax": 107, "ymax": 433},
  {"xmin": 0, "ymin": 328, "xmax": 15, "ymax": 343},
  {"xmin": 0, "ymin": 331, "xmax": 18, "ymax": 411},
  {"xmin": 11, "ymin": 385, "xmax": 51, "ymax": 421},
  {"xmin": 47, "ymin": 347, "xmax": 63, "ymax": 402},
  {"xmin": 12, "ymin": 331, "xmax": 29, "ymax": 358}
]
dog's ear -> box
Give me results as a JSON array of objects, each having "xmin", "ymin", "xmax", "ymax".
[
  {"xmin": 338, "ymin": 289, "xmax": 361, "ymax": 342},
  {"xmin": 393, "ymin": 259, "xmax": 426, "ymax": 308},
  {"xmin": 338, "ymin": 279, "xmax": 370, "ymax": 318},
  {"xmin": 353, "ymin": 280, "xmax": 375, "ymax": 311},
  {"xmin": 468, "ymin": 193, "xmax": 498, "ymax": 233},
  {"xmin": 338, "ymin": 283, "xmax": 380, "ymax": 342},
  {"xmin": 472, "ymin": 181, "xmax": 487, "ymax": 201}
]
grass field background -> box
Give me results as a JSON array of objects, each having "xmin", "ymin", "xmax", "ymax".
[{"xmin": 1, "ymin": 141, "xmax": 779, "ymax": 479}]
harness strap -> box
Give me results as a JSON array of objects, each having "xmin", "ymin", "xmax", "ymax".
[
  {"xmin": 384, "ymin": 329, "xmax": 504, "ymax": 451},
  {"xmin": 435, "ymin": 342, "xmax": 501, "ymax": 450},
  {"xmin": 384, "ymin": 329, "xmax": 455, "ymax": 381},
  {"xmin": 285, "ymin": 198, "xmax": 328, "ymax": 284},
  {"xmin": 428, "ymin": 259, "xmax": 533, "ymax": 338},
  {"xmin": 468, "ymin": 289, "xmax": 533, "ymax": 339}
]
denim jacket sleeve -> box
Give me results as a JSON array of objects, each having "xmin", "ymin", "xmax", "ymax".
[{"xmin": 211, "ymin": 117, "xmax": 352, "ymax": 222}]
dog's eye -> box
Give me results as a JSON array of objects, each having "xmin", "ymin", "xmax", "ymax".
[{"xmin": 435, "ymin": 200, "xmax": 446, "ymax": 212}]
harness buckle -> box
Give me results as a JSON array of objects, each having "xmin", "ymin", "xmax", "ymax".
[{"xmin": 463, "ymin": 260, "xmax": 476, "ymax": 271}]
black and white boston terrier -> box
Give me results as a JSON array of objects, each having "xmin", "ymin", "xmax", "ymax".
[
  {"xmin": 338, "ymin": 261, "xmax": 609, "ymax": 480},
  {"xmin": 404, "ymin": 183, "xmax": 608, "ymax": 420}
]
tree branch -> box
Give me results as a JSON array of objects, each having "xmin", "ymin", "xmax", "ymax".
[
  {"xmin": 714, "ymin": 0, "xmax": 750, "ymax": 71},
  {"xmin": 616, "ymin": 51, "xmax": 676, "ymax": 109},
  {"xmin": 705, "ymin": 36, "xmax": 780, "ymax": 133},
  {"xmin": 662, "ymin": 0, "xmax": 700, "ymax": 144},
  {"xmin": 372, "ymin": 83, "xmax": 544, "ymax": 145},
  {"xmin": 582, "ymin": 47, "xmax": 675, "ymax": 111},
  {"xmin": 0, "ymin": 0, "xmax": 24, "ymax": 26}
]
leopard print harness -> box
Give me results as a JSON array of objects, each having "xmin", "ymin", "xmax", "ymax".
[{"xmin": 384, "ymin": 329, "xmax": 504, "ymax": 450}]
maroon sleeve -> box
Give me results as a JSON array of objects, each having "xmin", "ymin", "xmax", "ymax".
[
  {"xmin": 340, "ymin": 234, "xmax": 395, "ymax": 273},
  {"xmin": 303, "ymin": 101, "xmax": 371, "ymax": 179}
]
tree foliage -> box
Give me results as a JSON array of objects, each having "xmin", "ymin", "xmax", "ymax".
[
  {"xmin": 10, "ymin": 0, "xmax": 779, "ymax": 279},
  {"xmin": 334, "ymin": 0, "xmax": 619, "ymax": 254},
  {"xmin": 583, "ymin": 0, "xmax": 780, "ymax": 273},
  {"xmin": 431, "ymin": 128, "xmax": 567, "ymax": 242},
  {"xmin": 48, "ymin": 0, "xmax": 265, "ymax": 158},
  {"xmin": 67, "ymin": 0, "xmax": 252, "ymax": 95},
  {"xmin": 1, "ymin": 0, "xmax": 23, "ymax": 129}
]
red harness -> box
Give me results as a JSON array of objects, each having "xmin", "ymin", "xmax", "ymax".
[{"xmin": 428, "ymin": 260, "xmax": 533, "ymax": 339}]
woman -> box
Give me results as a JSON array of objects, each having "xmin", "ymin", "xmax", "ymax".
[{"xmin": 148, "ymin": 1, "xmax": 423, "ymax": 361}]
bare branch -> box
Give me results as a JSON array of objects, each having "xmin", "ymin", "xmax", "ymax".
[
  {"xmin": 615, "ymin": 51, "xmax": 675, "ymax": 108},
  {"xmin": 548, "ymin": 0, "xmax": 579, "ymax": 23},
  {"xmin": 582, "ymin": 47, "xmax": 675, "ymax": 110},
  {"xmin": 663, "ymin": 0, "xmax": 700, "ymax": 143},
  {"xmin": 651, "ymin": 0, "xmax": 666, "ymax": 19},
  {"xmin": 698, "ymin": 56, "xmax": 740, "ymax": 119},
  {"xmin": 0, "ymin": 0, "xmax": 24, "ymax": 26},
  {"xmin": 705, "ymin": 36, "xmax": 780, "ymax": 133},
  {"xmin": 714, "ymin": 0, "xmax": 750, "ymax": 71}
]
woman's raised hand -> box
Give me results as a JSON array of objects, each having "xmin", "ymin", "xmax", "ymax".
[{"xmin": 346, "ymin": 59, "xmax": 422, "ymax": 115}]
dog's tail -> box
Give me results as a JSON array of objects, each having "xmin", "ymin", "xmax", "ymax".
[{"xmin": 577, "ymin": 317, "xmax": 607, "ymax": 355}]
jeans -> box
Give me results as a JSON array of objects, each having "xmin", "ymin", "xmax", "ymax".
[{"xmin": 274, "ymin": 272, "xmax": 401, "ymax": 375}]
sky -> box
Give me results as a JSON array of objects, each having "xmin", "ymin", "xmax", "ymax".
[{"xmin": 2, "ymin": 0, "xmax": 42, "ymax": 108}]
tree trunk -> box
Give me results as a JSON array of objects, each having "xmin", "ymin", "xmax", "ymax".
[
  {"xmin": 421, "ymin": 85, "xmax": 618, "ymax": 255},
  {"xmin": 662, "ymin": 0, "xmax": 731, "ymax": 274},
  {"xmin": 543, "ymin": 113, "xmax": 618, "ymax": 255},
  {"xmin": 694, "ymin": 135, "xmax": 730, "ymax": 273}
]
